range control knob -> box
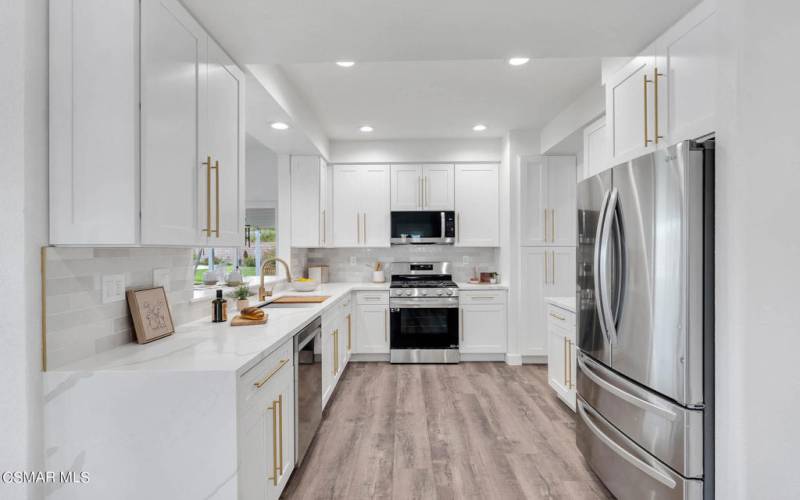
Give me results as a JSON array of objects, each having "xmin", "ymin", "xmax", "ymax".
[
  {"xmin": 421, "ymin": 290, "xmax": 428, "ymax": 296},
  {"xmin": 445, "ymin": 289, "xmax": 454, "ymax": 296},
  {"xmin": 404, "ymin": 290, "xmax": 412, "ymax": 296},
  {"xmin": 437, "ymin": 290, "xmax": 444, "ymax": 296}
]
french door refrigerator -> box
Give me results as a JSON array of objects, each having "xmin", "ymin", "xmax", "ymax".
[{"xmin": 575, "ymin": 140, "xmax": 714, "ymax": 500}]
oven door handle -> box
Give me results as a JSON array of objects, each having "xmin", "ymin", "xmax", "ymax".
[{"xmin": 389, "ymin": 301, "xmax": 459, "ymax": 309}]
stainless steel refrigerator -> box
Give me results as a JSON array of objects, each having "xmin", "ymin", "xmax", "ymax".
[{"xmin": 575, "ymin": 140, "xmax": 714, "ymax": 500}]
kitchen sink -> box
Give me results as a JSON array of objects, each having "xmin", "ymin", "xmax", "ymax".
[{"xmin": 259, "ymin": 301, "xmax": 320, "ymax": 309}]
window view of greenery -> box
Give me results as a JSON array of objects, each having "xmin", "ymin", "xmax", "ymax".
[{"xmin": 194, "ymin": 210, "xmax": 277, "ymax": 285}]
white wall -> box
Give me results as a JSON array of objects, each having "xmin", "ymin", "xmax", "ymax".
[
  {"xmin": 539, "ymin": 83, "xmax": 604, "ymax": 155},
  {"xmin": 0, "ymin": 0, "xmax": 48, "ymax": 498},
  {"xmin": 329, "ymin": 138, "xmax": 503, "ymax": 164},
  {"xmin": 715, "ymin": 0, "xmax": 800, "ymax": 498},
  {"xmin": 245, "ymin": 135, "xmax": 278, "ymax": 207}
]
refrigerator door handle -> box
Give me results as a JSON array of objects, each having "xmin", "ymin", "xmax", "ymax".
[
  {"xmin": 598, "ymin": 187, "xmax": 620, "ymax": 345},
  {"xmin": 594, "ymin": 189, "xmax": 612, "ymax": 343},
  {"xmin": 577, "ymin": 400, "xmax": 678, "ymax": 489},
  {"xmin": 578, "ymin": 353, "xmax": 677, "ymax": 421}
]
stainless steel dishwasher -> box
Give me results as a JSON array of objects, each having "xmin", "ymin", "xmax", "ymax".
[{"xmin": 294, "ymin": 317, "xmax": 322, "ymax": 466}]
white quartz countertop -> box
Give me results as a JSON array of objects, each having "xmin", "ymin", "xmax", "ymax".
[
  {"xmin": 544, "ymin": 296, "xmax": 576, "ymax": 312},
  {"xmin": 53, "ymin": 283, "xmax": 389, "ymax": 375},
  {"xmin": 456, "ymin": 282, "xmax": 508, "ymax": 290}
]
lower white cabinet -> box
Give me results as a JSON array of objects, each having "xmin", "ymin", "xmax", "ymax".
[
  {"xmin": 459, "ymin": 291, "xmax": 507, "ymax": 354},
  {"xmin": 546, "ymin": 303, "xmax": 576, "ymax": 411},
  {"xmin": 238, "ymin": 340, "xmax": 295, "ymax": 500},
  {"xmin": 354, "ymin": 292, "xmax": 390, "ymax": 354},
  {"xmin": 322, "ymin": 294, "xmax": 356, "ymax": 409}
]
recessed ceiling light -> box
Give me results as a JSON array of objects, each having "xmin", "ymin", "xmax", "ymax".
[
  {"xmin": 359, "ymin": 125, "xmax": 374, "ymax": 133},
  {"xmin": 336, "ymin": 61, "xmax": 355, "ymax": 68},
  {"xmin": 472, "ymin": 124, "xmax": 487, "ymax": 132},
  {"xmin": 508, "ymin": 57, "xmax": 530, "ymax": 66},
  {"xmin": 270, "ymin": 121, "xmax": 290, "ymax": 130}
]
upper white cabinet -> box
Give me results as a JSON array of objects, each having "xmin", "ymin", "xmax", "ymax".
[
  {"xmin": 606, "ymin": 0, "xmax": 716, "ymax": 165},
  {"xmin": 291, "ymin": 156, "xmax": 328, "ymax": 248},
  {"xmin": 390, "ymin": 164, "xmax": 454, "ymax": 211},
  {"xmin": 331, "ymin": 165, "xmax": 390, "ymax": 247},
  {"xmin": 50, "ymin": 0, "xmax": 245, "ymax": 247},
  {"xmin": 454, "ymin": 164, "xmax": 500, "ymax": 247},
  {"xmin": 582, "ymin": 117, "xmax": 609, "ymax": 180},
  {"xmin": 521, "ymin": 157, "xmax": 576, "ymax": 246}
]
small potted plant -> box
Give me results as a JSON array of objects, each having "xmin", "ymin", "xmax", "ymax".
[{"xmin": 233, "ymin": 285, "xmax": 251, "ymax": 311}]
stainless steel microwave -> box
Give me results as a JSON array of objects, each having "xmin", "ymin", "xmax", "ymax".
[{"xmin": 390, "ymin": 211, "xmax": 455, "ymax": 245}]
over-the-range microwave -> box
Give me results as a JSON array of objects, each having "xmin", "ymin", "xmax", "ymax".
[{"xmin": 390, "ymin": 211, "xmax": 455, "ymax": 245}]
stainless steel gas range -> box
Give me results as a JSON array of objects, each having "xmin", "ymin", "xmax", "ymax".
[{"xmin": 388, "ymin": 262, "xmax": 460, "ymax": 364}]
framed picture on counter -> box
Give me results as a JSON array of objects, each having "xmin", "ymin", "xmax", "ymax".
[{"xmin": 126, "ymin": 287, "xmax": 175, "ymax": 344}]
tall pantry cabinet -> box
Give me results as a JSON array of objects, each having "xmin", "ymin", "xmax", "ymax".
[
  {"xmin": 519, "ymin": 156, "xmax": 577, "ymax": 359},
  {"xmin": 49, "ymin": 0, "xmax": 245, "ymax": 247}
]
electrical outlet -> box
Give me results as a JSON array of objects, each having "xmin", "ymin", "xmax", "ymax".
[
  {"xmin": 462, "ymin": 255, "xmax": 470, "ymax": 264},
  {"xmin": 349, "ymin": 255, "xmax": 357, "ymax": 265},
  {"xmin": 153, "ymin": 268, "xmax": 170, "ymax": 291},
  {"xmin": 102, "ymin": 274, "xmax": 126, "ymax": 304}
]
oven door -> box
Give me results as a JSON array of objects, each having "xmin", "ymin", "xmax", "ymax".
[
  {"xmin": 391, "ymin": 211, "xmax": 455, "ymax": 244},
  {"xmin": 390, "ymin": 299, "xmax": 459, "ymax": 350}
]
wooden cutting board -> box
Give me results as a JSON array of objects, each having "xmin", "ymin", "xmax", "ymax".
[
  {"xmin": 272, "ymin": 295, "xmax": 330, "ymax": 304},
  {"xmin": 231, "ymin": 314, "xmax": 268, "ymax": 326}
]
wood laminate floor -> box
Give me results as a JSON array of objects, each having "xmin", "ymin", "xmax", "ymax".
[{"xmin": 283, "ymin": 362, "xmax": 612, "ymax": 500}]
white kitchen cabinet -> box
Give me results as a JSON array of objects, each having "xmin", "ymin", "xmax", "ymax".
[
  {"xmin": 354, "ymin": 292, "xmax": 390, "ymax": 354},
  {"xmin": 520, "ymin": 247, "xmax": 576, "ymax": 358},
  {"xmin": 521, "ymin": 156, "xmax": 576, "ymax": 246},
  {"xmin": 582, "ymin": 117, "xmax": 609, "ymax": 179},
  {"xmin": 390, "ymin": 164, "xmax": 454, "ymax": 211},
  {"xmin": 238, "ymin": 340, "xmax": 294, "ymax": 500},
  {"xmin": 455, "ymin": 164, "xmax": 500, "ymax": 247},
  {"xmin": 546, "ymin": 303, "xmax": 576, "ymax": 411},
  {"xmin": 291, "ymin": 156, "xmax": 328, "ymax": 247},
  {"xmin": 459, "ymin": 291, "xmax": 507, "ymax": 354},
  {"xmin": 656, "ymin": 0, "xmax": 717, "ymax": 145},
  {"xmin": 332, "ymin": 165, "xmax": 390, "ymax": 247},
  {"xmin": 50, "ymin": 0, "xmax": 245, "ymax": 247}
]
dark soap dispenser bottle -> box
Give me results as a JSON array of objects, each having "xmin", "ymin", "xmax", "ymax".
[{"xmin": 212, "ymin": 289, "xmax": 227, "ymax": 322}]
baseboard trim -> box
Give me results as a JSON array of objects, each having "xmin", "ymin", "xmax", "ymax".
[
  {"xmin": 460, "ymin": 353, "xmax": 506, "ymax": 362},
  {"xmin": 505, "ymin": 353, "xmax": 523, "ymax": 366},
  {"xmin": 522, "ymin": 355, "xmax": 548, "ymax": 365}
]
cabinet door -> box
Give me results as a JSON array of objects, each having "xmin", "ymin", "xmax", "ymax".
[
  {"xmin": 345, "ymin": 311, "xmax": 353, "ymax": 362},
  {"xmin": 422, "ymin": 164, "xmax": 455, "ymax": 210},
  {"xmin": 521, "ymin": 157, "xmax": 547, "ymax": 246},
  {"xmin": 356, "ymin": 305, "xmax": 389, "ymax": 354},
  {"xmin": 547, "ymin": 326, "xmax": 567, "ymax": 396},
  {"xmin": 338, "ymin": 314, "xmax": 349, "ymax": 374},
  {"xmin": 583, "ymin": 117, "xmax": 609, "ymax": 180},
  {"xmin": 140, "ymin": 0, "xmax": 206, "ymax": 246},
  {"xmin": 238, "ymin": 404, "xmax": 268, "ymax": 500},
  {"xmin": 657, "ymin": 2, "xmax": 717, "ymax": 145},
  {"xmin": 321, "ymin": 319, "xmax": 335, "ymax": 407},
  {"xmin": 290, "ymin": 156, "xmax": 321, "ymax": 247},
  {"xmin": 606, "ymin": 48, "xmax": 657, "ymax": 165},
  {"xmin": 520, "ymin": 248, "xmax": 548, "ymax": 356},
  {"xmin": 460, "ymin": 304, "xmax": 507, "ymax": 354},
  {"xmin": 205, "ymin": 38, "xmax": 245, "ymax": 247},
  {"xmin": 455, "ymin": 164, "xmax": 500, "ymax": 247},
  {"xmin": 360, "ymin": 165, "xmax": 391, "ymax": 247},
  {"xmin": 548, "ymin": 246, "xmax": 577, "ymax": 297},
  {"xmin": 545, "ymin": 157, "xmax": 577, "ymax": 246},
  {"xmin": 320, "ymin": 162, "xmax": 331, "ymax": 247},
  {"xmin": 273, "ymin": 371, "xmax": 295, "ymax": 493},
  {"xmin": 390, "ymin": 165, "xmax": 421, "ymax": 211},
  {"xmin": 331, "ymin": 166, "xmax": 361, "ymax": 247}
]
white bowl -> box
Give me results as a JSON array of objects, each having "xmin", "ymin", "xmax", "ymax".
[{"xmin": 291, "ymin": 280, "xmax": 319, "ymax": 292}]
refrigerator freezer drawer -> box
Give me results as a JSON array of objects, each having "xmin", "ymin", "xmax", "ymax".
[
  {"xmin": 577, "ymin": 351, "xmax": 703, "ymax": 477},
  {"xmin": 577, "ymin": 398, "xmax": 703, "ymax": 500}
]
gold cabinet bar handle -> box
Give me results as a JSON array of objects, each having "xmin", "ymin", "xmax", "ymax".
[
  {"xmin": 268, "ymin": 400, "xmax": 278, "ymax": 485},
  {"xmin": 332, "ymin": 330, "xmax": 337, "ymax": 376},
  {"xmin": 564, "ymin": 337, "xmax": 569, "ymax": 387},
  {"xmin": 214, "ymin": 160, "xmax": 220, "ymax": 237},
  {"xmin": 551, "ymin": 208, "xmax": 555, "ymax": 242},
  {"xmin": 643, "ymin": 74, "xmax": 653, "ymax": 147},
  {"xmin": 459, "ymin": 308, "xmax": 464, "ymax": 341},
  {"xmin": 362, "ymin": 213, "xmax": 366, "ymax": 245},
  {"xmin": 384, "ymin": 308, "xmax": 388, "ymax": 343},
  {"xmin": 347, "ymin": 314, "xmax": 352, "ymax": 352},
  {"xmin": 254, "ymin": 358, "xmax": 290, "ymax": 389},
  {"xmin": 456, "ymin": 212, "xmax": 460, "ymax": 243},
  {"xmin": 549, "ymin": 312, "xmax": 566, "ymax": 321},
  {"xmin": 419, "ymin": 176, "xmax": 423, "ymax": 208},
  {"xmin": 278, "ymin": 394, "xmax": 283, "ymax": 474},
  {"xmin": 552, "ymin": 251, "xmax": 556, "ymax": 284},
  {"xmin": 654, "ymin": 67, "xmax": 664, "ymax": 144},
  {"xmin": 543, "ymin": 208, "xmax": 548, "ymax": 242},
  {"xmin": 321, "ymin": 209, "xmax": 326, "ymax": 245},
  {"xmin": 425, "ymin": 176, "xmax": 429, "ymax": 207},
  {"xmin": 204, "ymin": 156, "xmax": 212, "ymax": 235},
  {"xmin": 335, "ymin": 330, "xmax": 339, "ymax": 374},
  {"xmin": 543, "ymin": 250, "xmax": 548, "ymax": 285}
]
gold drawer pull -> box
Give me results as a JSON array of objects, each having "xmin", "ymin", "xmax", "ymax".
[
  {"xmin": 268, "ymin": 399, "xmax": 278, "ymax": 485},
  {"xmin": 549, "ymin": 312, "xmax": 566, "ymax": 321},
  {"xmin": 254, "ymin": 358, "xmax": 289, "ymax": 389}
]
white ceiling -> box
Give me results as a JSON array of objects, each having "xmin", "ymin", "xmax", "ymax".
[
  {"xmin": 282, "ymin": 59, "xmax": 601, "ymax": 139},
  {"xmin": 184, "ymin": 0, "xmax": 700, "ymax": 141}
]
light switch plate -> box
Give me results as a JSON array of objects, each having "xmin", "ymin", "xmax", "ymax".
[
  {"xmin": 349, "ymin": 256, "xmax": 357, "ymax": 265},
  {"xmin": 462, "ymin": 255, "xmax": 470, "ymax": 264},
  {"xmin": 102, "ymin": 274, "xmax": 126, "ymax": 304},
  {"xmin": 153, "ymin": 268, "xmax": 170, "ymax": 291}
]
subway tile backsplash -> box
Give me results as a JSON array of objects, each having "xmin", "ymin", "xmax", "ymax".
[
  {"xmin": 44, "ymin": 247, "xmax": 204, "ymax": 370},
  {"xmin": 304, "ymin": 246, "xmax": 499, "ymax": 282}
]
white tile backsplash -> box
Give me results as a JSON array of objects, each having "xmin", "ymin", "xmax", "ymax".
[{"xmin": 304, "ymin": 246, "xmax": 498, "ymax": 282}]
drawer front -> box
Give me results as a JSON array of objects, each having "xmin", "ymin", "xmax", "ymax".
[
  {"xmin": 238, "ymin": 339, "xmax": 294, "ymax": 408},
  {"xmin": 547, "ymin": 304, "xmax": 575, "ymax": 328},
  {"xmin": 459, "ymin": 290, "xmax": 506, "ymax": 305},
  {"xmin": 356, "ymin": 291, "xmax": 389, "ymax": 306}
]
